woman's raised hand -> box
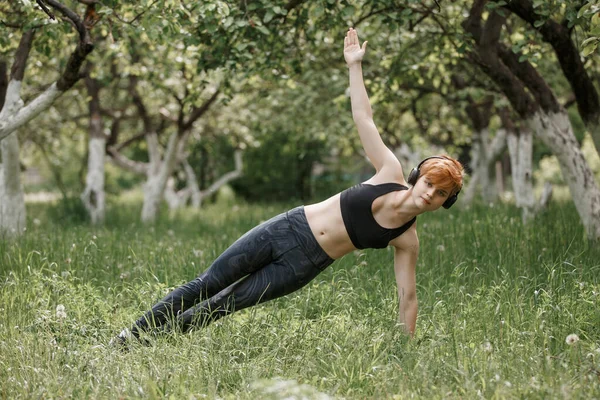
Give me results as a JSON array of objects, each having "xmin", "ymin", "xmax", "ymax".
[{"xmin": 344, "ymin": 28, "xmax": 367, "ymax": 66}]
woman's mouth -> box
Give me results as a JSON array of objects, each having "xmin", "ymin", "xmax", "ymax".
[{"xmin": 421, "ymin": 197, "xmax": 431, "ymax": 205}]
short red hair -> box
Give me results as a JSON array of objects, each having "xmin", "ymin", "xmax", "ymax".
[{"xmin": 419, "ymin": 155, "xmax": 464, "ymax": 196}]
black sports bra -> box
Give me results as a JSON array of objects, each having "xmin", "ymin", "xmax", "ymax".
[{"xmin": 340, "ymin": 183, "xmax": 416, "ymax": 249}]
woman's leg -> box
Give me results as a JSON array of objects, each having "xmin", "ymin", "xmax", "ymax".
[
  {"xmin": 129, "ymin": 213, "xmax": 297, "ymax": 337},
  {"xmin": 173, "ymin": 247, "xmax": 324, "ymax": 332}
]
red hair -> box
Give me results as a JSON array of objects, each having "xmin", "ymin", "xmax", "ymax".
[{"xmin": 419, "ymin": 155, "xmax": 464, "ymax": 195}]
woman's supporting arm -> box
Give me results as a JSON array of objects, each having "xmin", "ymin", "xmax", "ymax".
[{"xmin": 393, "ymin": 238, "xmax": 419, "ymax": 337}]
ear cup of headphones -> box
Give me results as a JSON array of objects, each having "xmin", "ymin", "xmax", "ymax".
[
  {"xmin": 407, "ymin": 167, "xmax": 419, "ymax": 186},
  {"xmin": 442, "ymin": 193, "xmax": 458, "ymax": 209}
]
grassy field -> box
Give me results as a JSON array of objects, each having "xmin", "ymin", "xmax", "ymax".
[{"xmin": 0, "ymin": 199, "xmax": 599, "ymax": 399}]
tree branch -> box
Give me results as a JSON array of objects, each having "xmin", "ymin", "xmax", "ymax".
[
  {"xmin": 199, "ymin": 149, "xmax": 243, "ymax": 200},
  {"xmin": 504, "ymin": 0, "xmax": 600, "ymax": 124},
  {"xmin": 10, "ymin": 30, "xmax": 36, "ymax": 81},
  {"xmin": 0, "ymin": 61, "xmax": 7, "ymax": 111},
  {"xmin": 44, "ymin": 0, "xmax": 95, "ymax": 91},
  {"xmin": 107, "ymin": 146, "xmax": 148, "ymax": 175},
  {"xmin": 181, "ymin": 88, "xmax": 221, "ymax": 133}
]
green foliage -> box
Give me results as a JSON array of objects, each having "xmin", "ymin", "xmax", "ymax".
[
  {"xmin": 231, "ymin": 127, "xmax": 337, "ymax": 202},
  {"xmin": 577, "ymin": 1, "xmax": 600, "ymax": 56},
  {"xmin": 45, "ymin": 195, "xmax": 90, "ymax": 224},
  {"xmin": 0, "ymin": 201, "xmax": 599, "ymax": 398}
]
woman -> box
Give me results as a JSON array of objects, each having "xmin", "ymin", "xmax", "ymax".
[{"xmin": 113, "ymin": 28, "xmax": 463, "ymax": 345}]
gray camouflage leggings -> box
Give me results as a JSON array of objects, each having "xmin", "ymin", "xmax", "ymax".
[{"xmin": 131, "ymin": 206, "xmax": 334, "ymax": 336}]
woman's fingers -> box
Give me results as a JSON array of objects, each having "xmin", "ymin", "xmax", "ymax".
[
  {"xmin": 345, "ymin": 27, "xmax": 364, "ymax": 50},
  {"xmin": 352, "ymin": 28, "xmax": 360, "ymax": 46}
]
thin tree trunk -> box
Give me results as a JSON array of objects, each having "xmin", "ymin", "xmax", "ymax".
[
  {"xmin": 463, "ymin": 128, "xmax": 506, "ymax": 205},
  {"xmin": 81, "ymin": 74, "xmax": 106, "ymax": 224},
  {"xmin": 507, "ymin": 128, "xmax": 535, "ymax": 222},
  {"xmin": 0, "ymin": 78, "xmax": 26, "ymax": 236},
  {"xmin": 495, "ymin": 161, "xmax": 504, "ymax": 195},
  {"xmin": 164, "ymin": 176, "xmax": 191, "ymax": 210},
  {"xmin": 141, "ymin": 132, "xmax": 180, "ymax": 223},
  {"xmin": 0, "ymin": 132, "xmax": 25, "ymax": 236},
  {"xmin": 81, "ymin": 136, "xmax": 106, "ymax": 224}
]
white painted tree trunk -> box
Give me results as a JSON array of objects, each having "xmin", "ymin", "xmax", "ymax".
[
  {"xmin": 164, "ymin": 176, "xmax": 191, "ymax": 210},
  {"xmin": 0, "ymin": 132, "xmax": 26, "ymax": 236},
  {"xmin": 141, "ymin": 132, "xmax": 180, "ymax": 223},
  {"xmin": 462, "ymin": 170, "xmax": 480, "ymax": 205},
  {"xmin": 0, "ymin": 80, "xmax": 26, "ymax": 236},
  {"xmin": 463, "ymin": 128, "xmax": 506, "ymax": 205},
  {"xmin": 478, "ymin": 129, "xmax": 496, "ymax": 203},
  {"xmin": 530, "ymin": 111, "xmax": 600, "ymax": 239},
  {"xmin": 507, "ymin": 128, "xmax": 535, "ymax": 223},
  {"xmin": 142, "ymin": 174, "xmax": 164, "ymax": 222},
  {"xmin": 80, "ymin": 136, "xmax": 106, "ymax": 224}
]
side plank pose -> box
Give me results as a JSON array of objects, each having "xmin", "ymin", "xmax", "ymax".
[{"xmin": 113, "ymin": 28, "xmax": 464, "ymax": 345}]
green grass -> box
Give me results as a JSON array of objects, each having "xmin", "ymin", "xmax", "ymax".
[{"xmin": 1, "ymin": 200, "xmax": 599, "ymax": 399}]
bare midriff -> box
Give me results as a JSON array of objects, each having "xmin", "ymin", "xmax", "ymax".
[{"xmin": 304, "ymin": 194, "xmax": 357, "ymax": 260}]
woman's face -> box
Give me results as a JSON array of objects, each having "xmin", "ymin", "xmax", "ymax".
[{"xmin": 412, "ymin": 175, "xmax": 450, "ymax": 211}]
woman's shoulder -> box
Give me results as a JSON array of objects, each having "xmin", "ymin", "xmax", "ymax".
[{"xmin": 390, "ymin": 223, "xmax": 419, "ymax": 251}]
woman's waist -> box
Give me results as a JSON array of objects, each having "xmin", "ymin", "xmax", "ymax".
[{"xmin": 303, "ymin": 203, "xmax": 356, "ymax": 259}]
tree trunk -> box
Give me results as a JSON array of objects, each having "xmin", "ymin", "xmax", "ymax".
[
  {"xmin": 463, "ymin": 128, "xmax": 506, "ymax": 205},
  {"xmin": 506, "ymin": 128, "xmax": 535, "ymax": 222},
  {"xmin": 0, "ymin": 79, "xmax": 26, "ymax": 236},
  {"xmin": 141, "ymin": 132, "xmax": 180, "ymax": 223},
  {"xmin": 462, "ymin": 171, "xmax": 480, "ymax": 206},
  {"xmin": 495, "ymin": 161, "xmax": 504, "ymax": 195},
  {"xmin": 530, "ymin": 110, "xmax": 600, "ymax": 237},
  {"xmin": 142, "ymin": 174, "xmax": 164, "ymax": 222},
  {"xmin": 164, "ymin": 176, "xmax": 191, "ymax": 210},
  {"xmin": 80, "ymin": 136, "xmax": 106, "ymax": 224},
  {"xmin": 0, "ymin": 132, "xmax": 26, "ymax": 236},
  {"xmin": 81, "ymin": 74, "xmax": 106, "ymax": 224}
]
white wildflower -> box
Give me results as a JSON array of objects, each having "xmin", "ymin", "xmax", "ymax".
[
  {"xmin": 482, "ymin": 341, "xmax": 493, "ymax": 353},
  {"xmin": 167, "ymin": 229, "xmax": 174, "ymax": 237},
  {"xmin": 192, "ymin": 249, "xmax": 204, "ymax": 258},
  {"xmin": 33, "ymin": 218, "xmax": 41, "ymax": 226},
  {"xmin": 565, "ymin": 334, "xmax": 579, "ymax": 345},
  {"xmin": 436, "ymin": 244, "xmax": 445, "ymax": 252},
  {"xmin": 56, "ymin": 304, "xmax": 67, "ymax": 319}
]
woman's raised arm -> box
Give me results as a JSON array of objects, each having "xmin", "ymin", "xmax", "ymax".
[{"xmin": 344, "ymin": 28, "xmax": 401, "ymax": 174}]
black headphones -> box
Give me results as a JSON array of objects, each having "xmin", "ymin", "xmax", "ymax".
[{"xmin": 407, "ymin": 156, "xmax": 461, "ymax": 209}]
